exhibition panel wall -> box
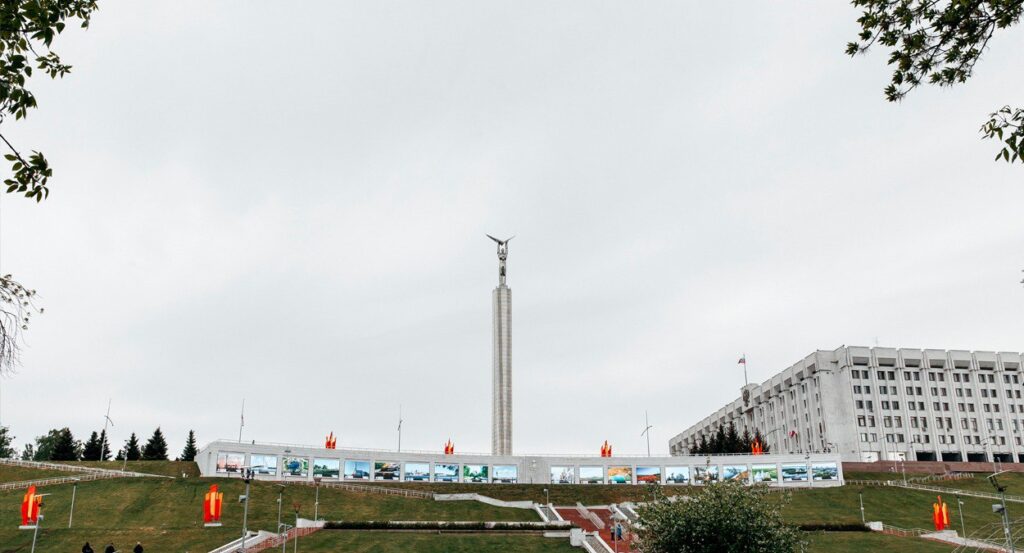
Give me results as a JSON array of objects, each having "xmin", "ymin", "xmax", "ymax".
[{"xmin": 197, "ymin": 440, "xmax": 845, "ymax": 488}]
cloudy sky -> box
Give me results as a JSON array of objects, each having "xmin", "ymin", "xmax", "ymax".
[{"xmin": 1, "ymin": 1, "xmax": 1022, "ymax": 457}]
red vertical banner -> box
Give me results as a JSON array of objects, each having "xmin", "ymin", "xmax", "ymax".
[
  {"xmin": 21, "ymin": 485, "xmax": 40, "ymax": 526},
  {"xmin": 204, "ymin": 484, "xmax": 223, "ymax": 526}
]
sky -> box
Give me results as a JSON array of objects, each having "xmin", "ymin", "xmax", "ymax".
[{"xmin": 0, "ymin": 1, "xmax": 1022, "ymax": 458}]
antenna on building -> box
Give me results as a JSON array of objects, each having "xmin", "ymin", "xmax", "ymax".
[{"xmin": 397, "ymin": 404, "xmax": 403, "ymax": 453}]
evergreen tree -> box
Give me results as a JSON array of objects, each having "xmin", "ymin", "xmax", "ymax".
[
  {"xmin": 98, "ymin": 429, "xmax": 112, "ymax": 461},
  {"xmin": 50, "ymin": 428, "xmax": 80, "ymax": 461},
  {"xmin": 82, "ymin": 431, "xmax": 101, "ymax": 461},
  {"xmin": 20, "ymin": 443, "xmax": 34, "ymax": 460},
  {"xmin": 114, "ymin": 448, "xmax": 124, "ymax": 461},
  {"xmin": 740, "ymin": 428, "xmax": 753, "ymax": 454},
  {"xmin": 725, "ymin": 422, "xmax": 742, "ymax": 453},
  {"xmin": 689, "ymin": 442, "xmax": 698, "ymax": 455},
  {"xmin": 0, "ymin": 426, "xmax": 15, "ymax": 458},
  {"xmin": 180, "ymin": 430, "xmax": 198, "ymax": 462},
  {"xmin": 697, "ymin": 434, "xmax": 710, "ymax": 455},
  {"xmin": 142, "ymin": 427, "xmax": 168, "ymax": 461},
  {"xmin": 753, "ymin": 429, "xmax": 771, "ymax": 454},
  {"xmin": 124, "ymin": 433, "xmax": 142, "ymax": 461},
  {"xmin": 712, "ymin": 425, "xmax": 727, "ymax": 454}
]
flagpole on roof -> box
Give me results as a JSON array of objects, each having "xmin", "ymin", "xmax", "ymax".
[
  {"xmin": 740, "ymin": 354, "xmax": 749, "ymax": 387},
  {"xmin": 238, "ymin": 398, "xmax": 245, "ymax": 443}
]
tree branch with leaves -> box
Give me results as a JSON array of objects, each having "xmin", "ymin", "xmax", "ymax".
[
  {"xmin": 846, "ymin": 0, "xmax": 1023, "ymax": 164},
  {"xmin": 0, "ymin": 0, "xmax": 98, "ymax": 375}
]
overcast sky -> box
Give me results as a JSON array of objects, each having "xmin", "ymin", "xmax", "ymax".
[{"xmin": 0, "ymin": 1, "xmax": 1022, "ymax": 457}]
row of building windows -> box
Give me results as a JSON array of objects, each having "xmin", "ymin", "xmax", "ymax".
[{"xmin": 851, "ymin": 369, "xmax": 1017, "ymax": 384}]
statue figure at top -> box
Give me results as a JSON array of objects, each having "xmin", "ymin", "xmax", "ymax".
[{"xmin": 486, "ymin": 234, "xmax": 514, "ymax": 286}]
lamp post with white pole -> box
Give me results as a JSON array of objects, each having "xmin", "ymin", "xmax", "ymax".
[
  {"xmin": 313, "ymin": 476, "xmax": 322, "ymax": 521},
  {"xmin": 240, "ymin": 468, "xmax": 254, "ymax": 552}
]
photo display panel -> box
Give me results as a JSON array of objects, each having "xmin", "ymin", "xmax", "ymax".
[
  {"xmin": 434, "ymin": 463, "xmax": 458, "ymax": 482},
  {"xmin": 665, "ymin": 466, "xmax": 690, "ymax": 484},
  {"xmin": 283, "ymin": 457, "xmax": 309, "ymax": 478},
  {"xmin": 812, "ymin": 463, "xmax": 838, "ymax": 481},
  {"xmin": 216, "ymin": 452, "xmax": 245, "ymax": 474},
  {"xmin": 579, "ymin": 466, "xmax": 604, "ymax": 484},
  {"xmin": 492, "ymin": 465, "xmax": 518, "ymax": 483},
  {"xmin": 550, "ymin": 466, "xmax": 575, "ymax": 484},
  {"xmin": 313, "ymin": 458, "xmax": 340, "ymax": 478},
  {"xmin": 693, "ymin": 465, "xmax": 718, "ymax": 484},
  {"xmin": 250, "ymin": 454, "xmax": 278, "ymax": 475},
  {"xmin": 781, "ymin": 464, "xmax": 809, "ymax": 482},
  {"xmin": 722, "ymin": 465, "xmax": 750, "ymax": 483},
  {"xmin": 636, "ymin": 466, "xmax": 661, "ymax": 484},
  {"xmin": 374, "ymin": 461, "xmax": 400, "ymax": 480},
  {"xmin": 607, "ymin": 466, "xmax": 632, "ymax": 484},
  {"xmin": 463, "ymin": 464, "xmax": 488, "ymax": 483},
  {"xmin": 751, "ymin": 464, "xmax": 778, "ymax": 483},
  {"xmin": 344, "ymin": 460, "xmax": 371, "ymax": 480},
  {"xmin": 404, "ymin": 462, "xmax": 430, "ymax": 481}
]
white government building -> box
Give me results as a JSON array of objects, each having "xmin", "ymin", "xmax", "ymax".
[{"xmin": 669, "ymin": 346, "xmax": 1024, "ymax": 463}]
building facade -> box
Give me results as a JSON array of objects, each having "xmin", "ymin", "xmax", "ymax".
[{"xmin": 668, "ymin": 346, "xmax": 1024, "ymax": 463}]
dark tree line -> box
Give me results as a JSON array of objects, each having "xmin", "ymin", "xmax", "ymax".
[
  {"xmin": 4, "ymin": 427, "xmax": 200, "ymax": 462},
  {"xmin": 688, "ymin": 422, "xmax": 771, "ymax": 455}
]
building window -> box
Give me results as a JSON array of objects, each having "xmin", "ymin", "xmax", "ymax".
[
  {"xmin": 893, "ymin": 401, "xmax": 900, "ymax": 409},
  {"xmin": 857, "ymin": 416, "xmax": 866, "ymax": 427},
  {"xmin": 860, "ymin": 433, "xmax": 869, "ymax": 442}
]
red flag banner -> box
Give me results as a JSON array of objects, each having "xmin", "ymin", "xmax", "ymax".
[{"xmin": 21, "ymin": 485, "xmax": 41, "ymax": 526}]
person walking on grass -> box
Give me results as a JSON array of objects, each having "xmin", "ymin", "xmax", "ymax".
[
  {"xmin": 82, "ymin": 542, "xmax": 94, "ymax": 553},
  {"xmin": 133, "ymin": 542, "xmax": 143, "ymax": 553},
  {"xmin": 104, "ymin": 543, "xmax": 115, "ymax": 553}
]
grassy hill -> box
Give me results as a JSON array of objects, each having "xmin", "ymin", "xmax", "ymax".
[{"xmin": 2, "ymin": 463, "xmax": 1009, "ymax": 552}]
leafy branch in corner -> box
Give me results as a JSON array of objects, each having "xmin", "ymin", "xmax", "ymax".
[{"xmin": 846, "ymin": 0, "xmax": 1023, "ymax": 164}]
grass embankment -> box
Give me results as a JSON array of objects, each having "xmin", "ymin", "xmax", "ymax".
[
  {"xmin": 0, "ymin": 465, "xmax": 72, "ymax": 483},
  {"xmin": 299, "ymin": 532, "xmax": 577, "ymax": 552},
  {"xmin": 0, "ymin": 467, "xmax": 538, "ymax": 552},
  {"xmin": 366, "ymin": 482, "xmax": 682, "ymax": 505},
  {"xmin": 68, "ymin": 460, "xmax": 201, "ymax": 478},
  {"xmin": 805, "ymin": 531, "xmax": 953, "ymax": 552}
]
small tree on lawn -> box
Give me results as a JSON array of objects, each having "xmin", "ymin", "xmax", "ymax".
[
  {"xmin": 180, "ymin": 430, "xmax": 198, "ymax": 462},
  {"xmin": 725, "ymin": 422, "xmax": 742, "ymax": 453},
  {"xmin": 142, "ymin": 427, "xmax": 168, "ymax": 461},
  {"xmin": 636, "ymin": 481, "xmax": 804, "ymax": 553},
  {"xmin": 123, "ymin": 433, "xmax": 141, "ymax": 461},
  {"xmin": 98, "ymin": 429, "xmax": 111, "ymax": 460},
  {"xmin": 20, "ymin": 443, "xmax": 34, "ymax": 460},
  {"xmin": 81, "ymin": 431, "xmax": 101, "ymax": 460},
  {"xmin": 0, "ymin": 426, "xmax": 15, "ymax": 458},
  {"xmin": 697, "ymin": 434, "xmax": 710, "ymax": 455},
  {"xmin": 50, "ymin": 427, "xmax": 80, "ymax": 461}
]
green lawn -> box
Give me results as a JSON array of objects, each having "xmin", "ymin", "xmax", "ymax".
[
  {"xmin": 298, "ymin": 531, "xmax": 577, "ymax": 552},
  {"xmin": 0, "ymin": 475, "xmax": 539, "ymax": 552},
  {"xmin": 804, "ymin": 531, "xmax": 953, "ymax": 552},
  {"xmin": 0, "ymin": 465, "xmax": 72, "ymax": 483},
  {"xmin": 361, "ymin": 482, "xmax": 681, "ymax": 505}
]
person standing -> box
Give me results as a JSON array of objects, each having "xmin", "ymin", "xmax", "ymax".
[
  {"xmin": 82, "ymin": 543, "xmax": 94, "ymax": 553},
  {"xmin": 104, "ymin": 544, "xmax": 115, "ymax": 553},
  {"xmin": 133, "ymin": 542, "xmax": 144, "ymax": 553}
]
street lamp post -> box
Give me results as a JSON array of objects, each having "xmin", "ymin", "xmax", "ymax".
[
  {"xmin": 68, "ymin": 480, "xmax": 79, "ymax": 528},
  {"xmin": 240, "ymin": 468, "xmax": 254, "ymax": 552},
  {"xmin": 30, "ymin": 514, "xmax": 42, "ymax": 553},
  {"xmin": 543, "ymin": 488, "xmax": 549, "ymax": 506},
  {"xmin": 957, "ymin": 495, "xmax": 966, "ymax": 539},
  {"xmin": 293, "ymin": 503, "xmax": 302, "ymax": 553},
  {"xmin": 988, "ymin": 472, "xmax": 1016, "ymax": 552},
  {"xmin": 313, "ymin": 476, "xmax": 322, "ymax": 521},
  {"xmin": 859, "ymin": 491, "xmax": 865, "ymax": 524},
  {"xmin": 276, "ymin": 484, "xmax": 285, "ymax": 541}
]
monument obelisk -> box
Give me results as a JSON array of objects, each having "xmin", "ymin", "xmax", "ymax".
[{"xmin": 487, "ymin": 234, "xmax": 513, "ymax": 456}]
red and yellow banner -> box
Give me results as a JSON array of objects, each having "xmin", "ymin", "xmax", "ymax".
[
  {"xmin": 444, "ymin": 439, "xmax": 454, "ymax": 455},
  {"xmin": 203, "ymin": 484, "xmax": 223, "ymax": 524},
  {"xmin": 20, "ymin": 485, "xmax": 41, "ymax": 526},
  {"xmin": 600, "ymin": 440, "xmax": 613, "ymax": 458},
  {"xmin": 932, "ymin": 496, "xmax": 949, "ymax": 531},
  {"xmin": 325, "ymin": 432, "xmax": 337, "ymax": 449}
]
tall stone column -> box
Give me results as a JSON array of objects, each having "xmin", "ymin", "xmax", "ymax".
[{"xmin": 487, "ymin": 234, "xmax": 513, "ymax": 456}]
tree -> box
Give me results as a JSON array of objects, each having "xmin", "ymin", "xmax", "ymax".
[
  {"xmin": 636, "ymin": 482, "xmax": 805, "ymax": 553},
  {"xmin": 725, "ymin": 422, "xmax": 742, "ymax": 454},
  {"xmin": 0, "ymin": 426, "xmax": 15, "ymax": 458},
  {"xmin": 697, "ymin": 434, "xmax": 710, "ymax": 455},
  {"xmin": 32, "ymin": 428, "xmax": 61, "ymax": 460},
  {"xmin": 50, "ymin": 427, "xmax": 80, "ymax": 461},
  {"xmin": 180, "ymin": 430, "xmax": 198, "ymax": 462},
  {"xmin": 847, "ymin": 0, "xmax": 1024, "ymax": 163},
  {"xmin": 753, "ymin": 428, "xmax": 771, "ymax": 454},
  {"xmin": 97, "ymin": 429, "xmax": 111, "ymax": 460},
  {"xmin": 20, "ymin": 443, "xmax": 34, "ymax": 460},
  {"xmin": 81, "ymin": 430, "xmax": 100, "ymax": 460},
  {"xmin": 740, "ymin": 427, "xmax": 753, "ymax": 454},
  {"xmin": 712, "ymin": 425, "xmax": 727, "ymax": 454},
  {"xmin": 142, "ymin": 427, "xmax": 168, "ymax": 461},
  {"xmin": 123, "ymin": 433, "xmax": 141, "ymax": 461},
  {"xmin": 0, "ymin": 1, "xmax": 100, "ymax": 375}
]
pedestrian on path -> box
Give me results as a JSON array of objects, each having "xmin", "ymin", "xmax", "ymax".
[
  {"xmin": 104, "ymin": 544, "xmax": 115, "ymax": 553},
  {"xmin": 82, "ymin": 542, "xmax": 94, "ymax": 553},
  {"xmin": 133, "ymin": 542, "xmax": 144, "ymax": 553}
]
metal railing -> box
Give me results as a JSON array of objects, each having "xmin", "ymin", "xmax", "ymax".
[{"xmin": 880, "ymin": 523, "xmax": 929, "ymax": 537}]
